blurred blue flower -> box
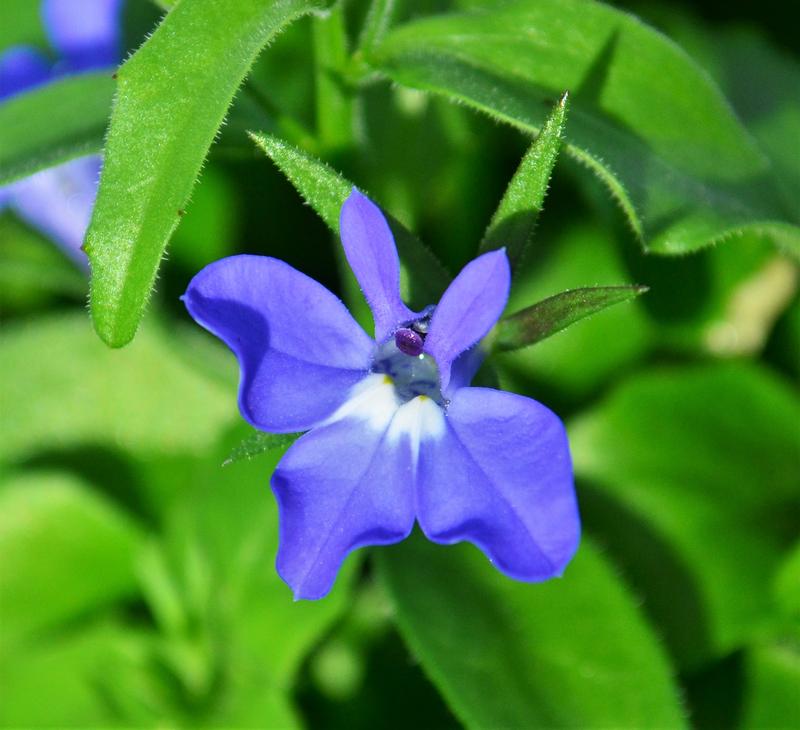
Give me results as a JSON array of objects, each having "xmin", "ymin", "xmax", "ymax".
[
  {"xmin": 184, "ymin": 190, "xmax": 580, "ymax": 600},
  {"xmin": 0, "ymin": 0, "xmax": 123, "ymax": 264}
]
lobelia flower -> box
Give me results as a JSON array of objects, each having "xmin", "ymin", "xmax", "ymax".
[
  {"xmin": 183, "ymin": 190, "xmax": 580, "ymax": 600},
  {"xmin": 0, "ymin": 0, "xmax": 123, "ymax": 264}
]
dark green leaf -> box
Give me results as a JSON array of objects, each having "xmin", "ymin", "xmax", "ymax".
[
  {"xmin": 250, "ymin": 131, "xmax": 449, "ymax": 308},
  {"xmin": 0, "ymin": 472, "xmax": 142, "ymax": 646},
  {"xmin": 368, "ymin": 0, "xmax": 799, "ymax": 257},
  {"xmin": 378, "ymin": 533, "xmax": 687, "ymax": 729},
  {"xmin": 86, "ymin": 0, "xmax": 332, "ymax": 347},
  {"xmin": 494, "ymin": 284, "xmax": 647, "ymax": 352},
  {"xmin": 570, "ymin": 363, "xmax": 800, "ymax": 667},
  {"xmin": 224, "ymin": 429, "xmax": 302, "ymax": 466},
  {"xmin": 0, "ymin": 73, "xmax": 114, "ymax": 185},
  {"xmin": 480, "ymin": 92, "xmax": 568, "ymax": 268}
]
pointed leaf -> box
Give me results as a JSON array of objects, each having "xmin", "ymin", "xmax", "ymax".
[
  {"xmin": 367, "ymin": 1, "xmax": 800, "ymax": 257},
  {"xmin": 224, "ymin": 429, "xmax": 302, "ymax": 466},
  {"xmin": 480, "ymin": 92, "xmax": 568, "ymax": 268},
  {"xmin": 250, "ymin": 131, "xmax": 449, "ymax": 307},
  {"xmin": 378, "ymin": 533, "xmax": 687, "ymax": 729},
  {"xmin": 0, "ymin": 72, "xmax": 113, "ymax": 185},
  {"xmin": 86, "ymin": 0, "xmax": 332, "ymax": 348},
  {"xmin": 494, "ymin": 284, "xmax": 647, "ymax": 352}
]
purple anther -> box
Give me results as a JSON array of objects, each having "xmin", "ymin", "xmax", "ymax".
[{"xmin": 395, "ymin": 327, "xmax": 424, "ymax": 356}]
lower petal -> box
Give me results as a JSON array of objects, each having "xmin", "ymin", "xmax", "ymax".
[
  {"xmin": 416, "ymin": 387, "xmax": 580, "ymax": 581},
  {"xmin": 271, "ymin": 375, "xmax": 417, "ymax": 600}
]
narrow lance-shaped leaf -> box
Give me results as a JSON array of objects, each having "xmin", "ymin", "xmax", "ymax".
[
  {"xmin": 368, "ymin": 0, "xmax": 800, "ymax": 257},
  {"xmin": 494, "ymin": 285, "xmax": 647, "ymax": 352},
  {"xmin": 0, "ymin": 73, "xmax": 113, "ymax": 186},
  {"xmin": 378, "ymin": 533, "xmax": 687, "ymax": 729},
  {"xmin": 480, "ymin": 91, "xmax": 568, "ymax": 269},
  {"xmin": 86, "ymin": 0, "xmax": 332, "ymax": 348},
  {"xmin": 223, "ymin": 430, "xmax": 302, "ymax": 467},
  {"xmin": 249, "ymin": 131, "xmax": 449, "ymax": 307}
]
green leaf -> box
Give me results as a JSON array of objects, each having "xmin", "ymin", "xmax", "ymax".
[
  {"xmin": 480, "ymin": 92, "xmax": 568, "ymax": 268},
  {"xmin": 368, "ymin": 0, "xmax": 800, "ymax": 257},
  {"xmin": 250, "ymin": 131, "xmax": 449, "ymax": 307},
  {"xmin": 741, "ymin": 638, "xmax": 800, "ymax": 730},
  {"xmin": 494, "ymin": 285, "xmax": 647, "ymax": 352},
  {"xmin": 0, "ymin": 313, "xmax": 236, "ymax": 462},
  {"xmin": 378, "ymin": 533, "xmax": 686, "ymax": 729},
  {"xmin": 569, "ymin": 363, "xmax": 800, "ymax": 668},
  {"xmin": 0, "ymin": 73, "xmax": 114, "ymax": 185},
  {"xmin": 86, "ymin": 0, "xmax": 332, "ymax": 348},
  {"xmin": 0, "ymin": 472, "xmax": 142, "ymax": 647},
  {"xmin": 223, "ymin": 429, "xmax": 302, "ymax": 466}
]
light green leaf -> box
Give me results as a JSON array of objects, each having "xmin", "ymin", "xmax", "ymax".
[
  {"xmin": 570, "ymin": 363, "xmax": 800, "ymax": 667},
  {"xmin": 0, "ymin": 313, "xmax": 236, "ymax": 462},
  {"xmin": 494, "ymin": 285, "xmax": 647, "ymax": 352},
  {"xmin": 223, "ymin": 429, "xmax": 302, "ymax": 466},
  {"xmin": 86, "ymin": 0, "xmax": 332, "ymax": 348},
  {"xmin": 368, "ymin": 0, "xmax": 799, "ymax": 257},
  {"xmin": 378, "ymin": 533, "xmax": 686, "ymax": 729},
  {"xmin": 0, "ymin": 73, "xmax": 114, "ymax": 185},
  {"xmin": 480, "ymin": 92, "xmax": 568, "ymax": 268},
  {"xmin": 741, "ymin": 639, "xmax": 800, "ymax": 730},
  {"xmin": 0, "ymin": 472, "xmax": 142, "ymax": 647},
  {"xmin": 250, "ymin": 131, "xmax": 449, "ymax": 307}
]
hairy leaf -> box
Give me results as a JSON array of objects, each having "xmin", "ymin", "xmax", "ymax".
[
  {"xmin": 86, "ymin": 0, "xmax": 332, "ymax": 347},
  {"xmin": 224, "ymin": 429, "xmax": 301, "ymax": 466}
]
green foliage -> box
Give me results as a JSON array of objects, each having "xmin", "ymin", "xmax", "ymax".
[
  {"xmin": 495, "ymin": 285, "xmax": 647, "ymax": 352},
  {"xmin": 480, "ymin": 92, "xmax": 568, "ymax": 269},
  {"xmin": 224, "ymin": 429, "xmax": 302, "ymax": 466},
  {"xmin": 86, "ymin": 0, "xmax": 333, "ymax": 348},
  {"xmin": 0, "ymin": 73, "xmax": 114, "ymax": 185},
  {"xmin": 367, "ymin": 0, "xmax": 800, "ymax": 257},
  {"xmin": 0, "ymin": 314, "xmax": 236, "ymax": 462},
  {"xmin": 570, "ymin": 363, "xmax": 800, "ymax": 667},
  {"xmin": 0, "ymin": 472, "xmax": 142, "ymax": 647},
  {"xmin": 378, "ymin": 533, "xmax": 686, "ymax": 729}
]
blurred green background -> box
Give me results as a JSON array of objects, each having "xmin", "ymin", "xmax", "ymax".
[{"xmin": 1, "ymin": 0, "xmax": 798, "ymax": 727}]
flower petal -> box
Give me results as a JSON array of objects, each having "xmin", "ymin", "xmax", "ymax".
[
  {"xmin": 272, "ymin": 375, "xmax": 417, "ymax": 599},
  {"xmin": 183, "ymin": 255, "xmax": 374, "ymax": 432},
  {"xmin": 0, "ymin": 46, "xmax": 51, "ymax": 100},
  {"xmin": 424, "ymin": 249, "xmax": 510, "ymax": 391},
  {"xmin": 416, "ymin": 386, "xmax": 580, "ymax": 581},
  {"xmin": 339, "ymin": 189, "xmax": 416, "ymax": 342},
  {"xmin": 42, "ymin": 0, "xmax": 122, "ymax": 72},
  {"xmin": 5, "ymin": 156, "xmax": 100, "ymax": 264}
]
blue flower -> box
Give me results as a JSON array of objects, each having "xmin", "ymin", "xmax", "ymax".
[
  {"xmin": 184, "ymin": 190, "xmax": 580, "ymax": 600},
  {"xmin": 0, "ymin": 0, "xmax": 123, "ymax": 263}
]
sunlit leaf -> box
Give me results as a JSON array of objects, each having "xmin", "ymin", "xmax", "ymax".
[
  {"xmin": 570, "ymin": 362, "xmax": 800, "ymax": 667},
  {"xmin": 480, "ymin": 92, "xmax": 568, "ymax": 268},
  {"xmin": 86, "ymin": 0, "xmax": 333, "ymax": 347},
  {"xmin": 0, "ymin": 73, "xmax": 113, "ymax": 185},
  {"xmin": 378, "ymin": 533, "xmax": 687, "ymax": 729},
  {"xmin": 368, "ymin": 0, "xmax": 799, "ymax": 257},
  {"xmin": 494, "ymin": 285, "xmax": 647, "ymax": 352}
]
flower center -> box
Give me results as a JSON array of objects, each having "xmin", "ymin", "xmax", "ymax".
[{"xmin": 372, "ymin": 309, "xmax": 443, "ymax": 405}]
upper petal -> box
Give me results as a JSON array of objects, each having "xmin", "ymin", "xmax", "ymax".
[
  {"xmin": 0, "ymin": 46, "xmax": 52, "ymax": 100},
  {"xmin": 416, "ymin": 386, "xmax": 580, "ymax": 581},
  {"xmin": 272, "ymin": 374, "xmax": 417, "ymax": 600},
  {"xmin": 183, "ymin": 255, "xmax": 374, "ymax": 432},
  {"xmin": 339, "ymin": 189, "xmax": 416, "ymax": 342},
  {"xmin": 424, "ymin": 249, "xmax": 510, "ymax": 392},
  {"xmin": 42, "ymin": 0, "xmax": 123, "ymax": 71}
]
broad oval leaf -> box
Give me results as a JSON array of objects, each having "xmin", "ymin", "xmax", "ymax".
[
  {"xmin": 86, "ymin": 0, "xmax": 332, "ymax": 347},
  {"xmin": 569, "ymin": 362, "xmax": 800, "ymax": 668},
  {"xmin": 378, "ymin": 533, "xmax": 687, "ymax": 729},
  {"xmin": 368, "ymin": 0, "xmax": 800, "ymax": 257},
  {"xmin": 494, "ymin": 284, "xmax": 647, "ymax": 352},
  {"xmin": 0, "ymin": 73, "xmax": 113, "ymax": 186}
]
